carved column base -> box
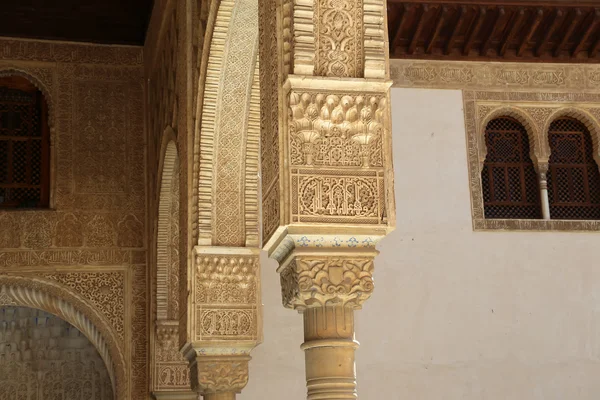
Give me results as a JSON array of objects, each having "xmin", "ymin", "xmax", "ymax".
[{"xmin": 302, "ymin": 306, "xmax": 358, "ymax": 400}]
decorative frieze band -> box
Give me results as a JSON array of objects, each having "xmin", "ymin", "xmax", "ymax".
[{"xmin": 390, "ymin": 59, "xmax": 600, "ymax": 92}]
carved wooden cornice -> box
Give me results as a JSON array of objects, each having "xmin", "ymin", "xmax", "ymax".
[{"xmin": 388, "ymin": 1, "xmax": 600, "ymax": 63}]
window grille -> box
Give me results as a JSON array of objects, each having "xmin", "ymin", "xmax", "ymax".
[
  {"xmin": 481, "ymin": 117, "xmax": 541, "ymax": 219},
  {"xmin": 0, "ymin": 76, "xmax": 49, "ymax": 208},
  {"xmin": 547, "ymin": 117, "xmax": 600, "ymax": 220}
]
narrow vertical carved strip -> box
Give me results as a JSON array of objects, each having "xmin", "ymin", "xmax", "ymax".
[
  {"xmin": 294, "ymin": 0, "xmax": 317, "ymax": 75},
  {"xmin": 364, "ymin": 0, "xmax": 387, "ymax": 78}
]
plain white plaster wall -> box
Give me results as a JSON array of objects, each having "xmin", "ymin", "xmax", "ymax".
[{"xmin": 244, "ymin": 88, "xmax": 600, "ymax": 399}]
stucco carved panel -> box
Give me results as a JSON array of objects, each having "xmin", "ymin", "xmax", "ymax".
[
  {"xmin": 0, "ymin": 39, "xmax": 147, "ymax": 400},
  {"xmin": 391, "ymin": 60, "xmax": 600, "ymax": 92},
  {"xmin": 192, "ymin": 248, "xmax": 260, "ymax": 343},
  {"xmin": 315, "ymin": 0, "xmax": 364, "ymax": 78},
  {"xmin": 0, "ymin": 307, "xmax": 114, "ymax": 400}
]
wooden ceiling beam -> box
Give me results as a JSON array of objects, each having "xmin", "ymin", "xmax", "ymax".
[
  {"xmin": 554, "ymin": 8, "xmax": 583, "ymax": 57},
  {"xmin": 535, "ymin": 9, "xmax": 563, "ymax": 57},
  {"xmin": 391, "ymin": 4, "xmax": 409, "ymax": 51},
  {"xmin": 500, "ymin": 8, "xmax": 526, "ymax": 56},
  {"xmin": 446, "ymin": 5, "xmax": 467, "ymax": 55},
  {"xmin": 481, "ymin": 7, "xmax": 505, "ymax": 56},
  {"xmin": 572, "ymin": 8, "xmax": 600, "ymax": 56},
  {"xmin": 517, "ymin": 8, "xmax": 544, "ymax": 56},
  {"xmin": 463, "ymin": 6, "xmax": 487, "ymax": 55},
  {"xmin": 427, "ymin": 6, "xmax": 449, "ymax": 54},
  {"xmin": 408, "ymin": 4, "xmax": 430, "ymax": 54},
  {"xmin": 590, "ymin": 38, "xmax": 600, "ymax": 58}
]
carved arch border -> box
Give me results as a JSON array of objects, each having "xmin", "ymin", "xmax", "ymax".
[
  {"xmin": 478, "ymin": 106, "xmax": 543, "ymax": 168},
  {"xmin": 0, "ymin": 275, "xmax": 126, "ymax": 399},
  {"xmin": 193, "ymin": 0, "xmax": 260, "ymax": 248},
  {"xmin": 541, "ymin": 107, "xmax": 600, "ymax": 169},
  {"xmin": 156, "ymin": 127, "xmax": 179, "ymax": 321}
]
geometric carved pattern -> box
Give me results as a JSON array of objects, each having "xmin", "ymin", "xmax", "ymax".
[
  {"xmin": 153, "ymin": 140, "xmax": 190, "ymax": 394},
  {"xmin": 547, "ymin": 117, "xmax": 600, "ymax": 220},
  {"xmin": 481, "ymin": 117, "xmax": 541, "ymax": 219},
  {"xmin": 0, "ymin": 278, "xmax": 124, "ymax": 399},
  {"xmin": 258, "ymin": 0, "xmax": 281, "ymax": 245},
  {"xmin": 0, "ymin": 38, "xmax": 146, "ymax": 400},
  {"xmin": 0, "ymin": 306, "xmax": 114, "ymax": 400},
  {"xmin": 213, "ymin": 0, "xmax": 257, "ymax": 247}
]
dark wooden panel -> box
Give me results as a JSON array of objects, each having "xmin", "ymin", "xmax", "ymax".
[
  {"xmin": 388, "ymin": 1, "xmax": 600, "ymax": 63},
  {"xmin": 0, "ymin": 0, "xmax": 154, "ymax": 45}
]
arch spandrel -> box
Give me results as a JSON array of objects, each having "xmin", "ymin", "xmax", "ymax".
[
  {"xmin": 542, "ymin": 107, "xmax": 600, "ymax": 169},
  {"xmin": 479, "ymin": 106, "xmax": 543, "ymax": 169},
  {"xmin": 0, "ymin": 275, "xmax": 126, "ymax": 400}
]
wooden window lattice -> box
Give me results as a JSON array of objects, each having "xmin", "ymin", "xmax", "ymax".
[
  {"xmin": 481, "ymin": 117, "xmax": 542, "ymax": 219},
  {"xmin": 547, "ymin": 117, "xmax": 600, "ymax": 220},
  {"xmin": 0, "ymin": 77, "xmax": 49, "ymax": 208}
]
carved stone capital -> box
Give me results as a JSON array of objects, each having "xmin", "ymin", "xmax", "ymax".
[
  {"xmin": 280, "ymin": 254, "xmax": 375, "ymax": 311},
  {"xmin": 188, "ymin": 355, "xmax": 251, "ymax": 395}
]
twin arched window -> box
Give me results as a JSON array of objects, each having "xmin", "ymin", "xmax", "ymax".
[
  {"xmin": 0, "ymin": 76, "xmax": 50, "ymax": 208},
  {"xmin": 482, "ymin": 116, "xmax": 600, "ymax": 220}
]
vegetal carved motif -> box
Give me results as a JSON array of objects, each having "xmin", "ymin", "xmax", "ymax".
[
  {"xmin": 289, "ymin": 92, "xmax": 385, "ymax": 167},
  {"xmin": 194, "ymin": 252, "xmax": 259, "ymax": 341},
  {"xmin": 193, "ymin": 356, "xmax": 250, "ymax": 394},
  {"xmin": 280, "ymin": 256, "xmax": 375, "ymax": 311},
  {"xmin": 315, "ymin": 0, "xmax": 364, "ymax": 77}
]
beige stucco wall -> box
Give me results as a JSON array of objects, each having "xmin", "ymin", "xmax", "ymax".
[{"xmin": 246, "ymin": 87, "xmax": 600, "ymax": 399}]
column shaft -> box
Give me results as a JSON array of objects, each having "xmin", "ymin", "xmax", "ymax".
[
  {"xmin": 539, "ymin": 168, "xmax": 551, "ymax": 220},
  {"xmin": 302, "ymin": 306, "xmax": 358, "ymax": 400}
]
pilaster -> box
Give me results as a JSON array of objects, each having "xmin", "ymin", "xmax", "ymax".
[
  {"xmin": 183, "ymin": 246, "xmax": 262, "ymax": 399},
  {"xmin": 260, "ymin": 0, "xmax": 394, "ymax": 396}
]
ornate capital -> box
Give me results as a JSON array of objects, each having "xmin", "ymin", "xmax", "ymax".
[
  {"xmin": 281, "ymin": 255, "xmax": 375, "ymax": 311},
  {"xmin": 269, "ymin": 233, "xmax": 380, "ymax": 312},
  {"xmin": 189, "ymin": 355, "xmax": 250, "ymax": 395}
]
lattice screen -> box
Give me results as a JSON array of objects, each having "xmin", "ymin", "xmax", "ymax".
[
  {"xmin": 481, "ymin": 117, "xmax": 542, "ymax": 219},
  {"xmin": 547, "ymin": 117, "xmax": 600, "ymax": 220},
  {"xmin": 0, "ymin": 78, "xmax": 49, "ymax": 208}
]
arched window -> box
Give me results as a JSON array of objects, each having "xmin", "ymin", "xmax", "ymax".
[
  {"xmin": 547, "ymin": 117, "xmax": 600, "ymax": 220},
  {"xmin": 0, "ymin": 76, "xmax": 50, "ymax": 208},
  {"xmin": 481, "ymin": 117, "xmax": 541, "ymax": 219}
]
